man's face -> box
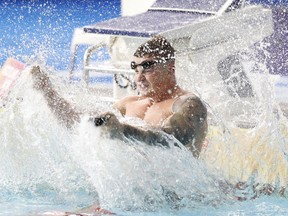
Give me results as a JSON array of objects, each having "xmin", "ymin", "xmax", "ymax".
[{"xmin": 131, "ymin": 56, "xmax": 173, "ymax": 97}]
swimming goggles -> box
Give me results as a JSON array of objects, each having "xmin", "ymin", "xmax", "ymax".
[{"xmin": 130, "ymin": 60, "xmax": 158, "ymax": 71}]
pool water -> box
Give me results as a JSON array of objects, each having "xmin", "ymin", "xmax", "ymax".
[
  {"xmin": 0, "ymin": 0, "xmax": 288, "ymax": 215},
  {"xmin": 0, "ymin": 64, "xmax": 286, "ymax": 216}
]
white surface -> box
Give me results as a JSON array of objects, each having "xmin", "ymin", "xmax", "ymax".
[{"xmin": 121, "ymin": 0, "xmax": 156, "ymax": 16}]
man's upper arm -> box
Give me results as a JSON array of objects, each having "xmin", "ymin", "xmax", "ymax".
[
  {"xmin": 177, "ymin": 96, "xmax": 207, "ymax": 128},
  {"xmin": 162, "ymin": 95, "xmax": 207, "ymax": 147}
]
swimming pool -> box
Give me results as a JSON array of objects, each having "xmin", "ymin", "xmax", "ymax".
[
  {"xmin": 0, "ymin": 64, "xmax": 287, "ymax": 215},
  {"xmin": 1, "ymin": 0, "xmax": 288, "ymax": 215}
]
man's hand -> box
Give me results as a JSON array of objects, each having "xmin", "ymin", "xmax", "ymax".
[
  {"xmin": 90, "ymin": 112, "xmax": 124, "ymax": 139},
  {"xmin": 93, "ymin": 114, "xmax": 112, "ymax": 126},
  {"xmin": 31, "ymin": 65, "xmax": 51, "ymax": 91},
  {"xmin": 30, "ymin": 65, "xmax": 81, "ymax": 128}
]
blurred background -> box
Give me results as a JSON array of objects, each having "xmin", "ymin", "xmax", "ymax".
[
  {"xmin": 0, "ymin": 0, "xmax": 286, "ymax": 75},
  {"xmin": 0, "ymin": 0, "xmax": 121, "ymax": 70}
]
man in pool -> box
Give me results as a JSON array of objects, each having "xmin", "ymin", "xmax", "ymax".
[{"xmin": 31, "ymin": 35, "xmax": 208, "ymax": 158}]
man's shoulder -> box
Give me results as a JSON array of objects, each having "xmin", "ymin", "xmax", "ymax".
[
  {"xmin": 180, "ymin": 92, "xmax": 198, "ymax": 99},
  {"xmin": 174, "ymin": 93, "xmax": 206, "ymax": 114},
  {"xmin": 177, "ymin": 93, "xmax": 202, "ymax": 105}
]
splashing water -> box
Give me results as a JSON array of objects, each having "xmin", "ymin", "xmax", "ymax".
[
  {"xmin": 0, "ymin": 1, "xmax": 288, "ymax": 215},
  {"xmin": 183, "ymin": 46, "xmax": 288, "ymax": 195},
  {"xmin": 0, "ymin": 66, "xmax": 240, "ymax": 215},
  {"xmin": 0, "ymin": 68, "xmax": 99, "ymax": 212},
  {"xmin": 1, "ymin": 52, "xmax": 287, "ymax": 215}
]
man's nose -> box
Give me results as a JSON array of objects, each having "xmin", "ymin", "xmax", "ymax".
[{"xmin": 135, "ymin": 68, "xmax": 145, "ymax": 81}]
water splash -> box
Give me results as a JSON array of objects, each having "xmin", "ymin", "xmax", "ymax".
[
  {"xmin": 0, "ymin": 67, "xmax": 98, "ymax": 208},
  {"xmin": 194, "ymin": 46, "xmax": 288, "ymax": 196},
  {"xmin": 0, "ymin": 66, "xmax": 238, "ymax": 214}
]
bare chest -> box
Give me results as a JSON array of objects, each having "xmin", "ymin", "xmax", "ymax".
[
  {"xmin": 124, "ymin": 97, "xmax": 176, "ymax": 126},
  {"xmin": 144, "ymin": 100, "xmax": 176, "ymax": 127}
]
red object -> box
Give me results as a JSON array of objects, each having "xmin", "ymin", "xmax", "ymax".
[
  {"xmin": 0, "ymin": 58, "xmax": 25, "ymax": 98},
  {"xmin": 94, "ymin": 207, "xmax": 116, "ymax": 215}
]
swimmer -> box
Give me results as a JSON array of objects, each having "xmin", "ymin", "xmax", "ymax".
[{"xmin": 31, "ymin": 35, "xmax": 208, "ymax": 158}]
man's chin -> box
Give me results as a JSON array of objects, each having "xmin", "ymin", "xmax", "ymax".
[{"xmin": 138, "ymin": 88, "xmax": 154, "ymax": 97}]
